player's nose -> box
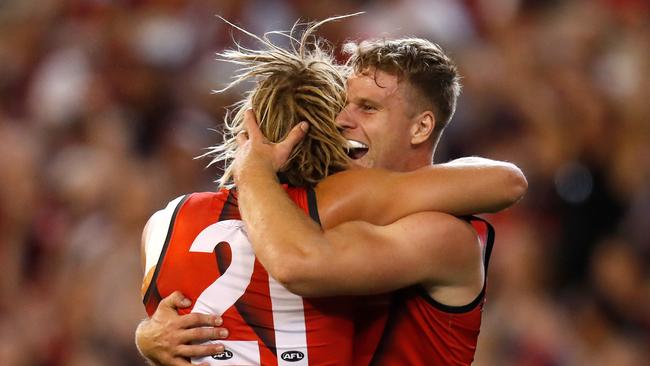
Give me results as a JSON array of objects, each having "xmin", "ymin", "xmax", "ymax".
[{"xmin": 335, "ymin": 104, "xmax": 356, "ymax": 130}]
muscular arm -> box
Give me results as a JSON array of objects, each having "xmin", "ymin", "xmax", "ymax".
[
  {"xmin": 316, "ymin": 157, "xmax": 527, "ymax": 227},
  {"xmin": 239, "ymin": 178, "xmax": 481, "ymax": 297}
]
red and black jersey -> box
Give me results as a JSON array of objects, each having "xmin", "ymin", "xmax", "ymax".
[
  {"xmin": 142, "ymin": 188, "xmax": 361, "ymax": 366},
  {"xmin": 369, "ymin": 217, "xmax": 495, "ymax": 366}
]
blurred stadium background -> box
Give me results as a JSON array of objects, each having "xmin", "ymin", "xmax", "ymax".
[{"xmin": 0, "ymin": 0, "xmax": 648, "ymax": 365}]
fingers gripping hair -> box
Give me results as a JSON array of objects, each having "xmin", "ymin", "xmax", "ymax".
[{"xmin": 204, "ymin": 15, "xmax": 359, "ymax": 187}]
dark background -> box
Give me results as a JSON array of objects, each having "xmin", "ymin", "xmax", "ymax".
[{"xmin": 0, "ymin": 0, "xmax": 648, "ymax": 365}]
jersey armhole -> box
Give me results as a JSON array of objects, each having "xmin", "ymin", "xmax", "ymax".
[
  {"xmin": 419, "ymin": 216, "xmax": 495, "ymax": 314},
  {"xmin": 306, "ymin": 186, "xmax": 321, "ymax": 226},
  {"xmin": 142, "ymin": 195, "xmax": 188, "ymax": 305}
]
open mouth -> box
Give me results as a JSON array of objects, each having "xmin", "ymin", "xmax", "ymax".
[{"xmin": 346, "ymin": 140, "xmax": 369, "ymax": 160}]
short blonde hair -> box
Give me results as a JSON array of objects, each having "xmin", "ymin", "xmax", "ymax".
[
  {"xmin": 207, "ymin": 17, "xmax": 352, "ymax": 187},
  {"xmin": 344, "ymin": 38, "xmax": 460, "ymax": 146}
]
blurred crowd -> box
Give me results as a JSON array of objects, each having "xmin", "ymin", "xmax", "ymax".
[{"xmin": 0, "ymin": 0, "xmax": 648, "ymax": 365}]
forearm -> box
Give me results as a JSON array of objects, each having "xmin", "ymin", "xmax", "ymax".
[
  {"xmin": 135, "ymin": 318, "xmax": 158, "ymax": 366},
  {"xmin": 397, "ymin": 157, "xmax": 527, "ymax": 217},
  {"xmin": 236, "ymin": 163, "xmax": 325, "ymax": 283},
  {"xmin": 315, "ymin": 157, "xmax": 527, "ymax": 228}
]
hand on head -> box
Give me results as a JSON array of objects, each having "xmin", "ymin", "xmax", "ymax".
[{"xmin": 233, "ymin": 109, "xmax": 309, "ymax": 183}]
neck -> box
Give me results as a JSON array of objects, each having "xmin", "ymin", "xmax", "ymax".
[
  {"xmin": 401, "ymin": 143, "xmax": 434, "ymax": 171},
  {"xmin": 402, "ymin": 155, "xmax": 433, "ymax": 171}
]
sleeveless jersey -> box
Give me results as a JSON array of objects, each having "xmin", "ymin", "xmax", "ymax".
[
  {"xmin": 369, "ymin": 217, "xmax": 495, "ymax": 366},
  {"xmin": 142, "ymin": 188, "xmax": 359, "ymax": 366}
]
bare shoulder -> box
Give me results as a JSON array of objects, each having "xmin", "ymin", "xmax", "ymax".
[{"xmin": 315, "ymin": 168, "xmax": 397, "ymax": 228}]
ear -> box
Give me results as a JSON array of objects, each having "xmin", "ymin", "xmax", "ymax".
[{"xmin": 410, "ymin": 111, "xmax": 435, "ymax": 145}]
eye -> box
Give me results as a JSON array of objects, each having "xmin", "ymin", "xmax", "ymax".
[{"xmin": 360, "ymin": 103, "xmax": 377, "ymax": 112}]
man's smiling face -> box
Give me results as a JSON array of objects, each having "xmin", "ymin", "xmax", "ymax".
[{"xmin": 336, "ymin": 68, "xmax": 421, "ymax": 172}]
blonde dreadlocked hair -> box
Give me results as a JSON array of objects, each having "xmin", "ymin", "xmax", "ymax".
[{"xmin": 207, "ymin": 15, "xmax": 358, "ymax": 187}]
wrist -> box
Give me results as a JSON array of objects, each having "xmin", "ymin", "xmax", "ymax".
[
  {"xmin": 135, "ymin": 318, "xmax": 152, "ymax": 360},
  {"xmin": 236, "ymin": 159, "xmax": 278, "ymax": 186}
]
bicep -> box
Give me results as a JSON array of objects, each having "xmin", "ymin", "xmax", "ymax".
[{"xmin": 293, "ymin": 212, "xmax": 477, "ymax": 296}]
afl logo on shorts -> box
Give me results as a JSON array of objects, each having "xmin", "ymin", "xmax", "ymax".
[
  {"xmin": 281, "ymin": 350, "xmax": 304, "ymax": 362},
  {"xmin": 212, "ymin": 350, "xmax": 234, "ymax": 360}
]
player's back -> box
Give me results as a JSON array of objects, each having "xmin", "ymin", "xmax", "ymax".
[{"xmin": 142, "ymin": 188, "xmax": 357, "ymax": 366}]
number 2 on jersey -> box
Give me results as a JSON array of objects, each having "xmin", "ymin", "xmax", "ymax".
[{"xmin": 189, "ymin": 220, "xmax": 309, "ymax": 366}]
